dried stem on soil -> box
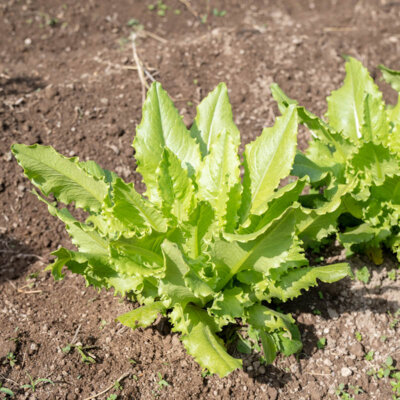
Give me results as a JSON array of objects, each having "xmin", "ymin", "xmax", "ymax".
[
  {"xmin": 0, "ymin": 249, "xmax": 45, "ymax": 261},
  {"xmin": 138, "ymin": 29, "xmax": 168, "ymax": 44},
  {"xmin": 0, "ymin": 374, "xmax": 19, "ymax": 387},
  {"xmin": 71, "ymin": 324, "xmax": 81, "ymax": 345},
  {"xmin": 83, "ymin": 372, "xmax": 130, "ymax": 400},
  {"xmin": 131, "ymin": 33, "xmax": 148, "ymax": 104},
  {"xmin": 178, "ymin": 0, "xmax": 198, "ymax": 18}
]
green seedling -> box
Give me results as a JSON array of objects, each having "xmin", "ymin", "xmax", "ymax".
[
  {"xmin": 127, "ymin": 18, "xmax": 140, "ymax": 27},
  {"xmin": 355, "ymin": 331, "xmax": 362, "ymax": 342},
  {"xmin": 148, "ymin": 1, "xmax": 168, "ymax": 17},
  {"xmin": 38, "ymin": 12, "xmax": 59, "ymax": 27},
  {"xmin": 388, "ymin": 270, "xmax": 397, "ymax": 281},
  {"xmin": 0, "ymin": 384, "xmax": 14, "ymax": 398},
  {"xmin": 355, "ymin": 267, "xmax": 370, "ymax": 284},
  {"xmin": 99, "ymin": 319, "xmax": 108, "ymax": 330},
  {"xmin": 365, "ymin": 350, "xmax": 374, "ymax": 361},
  {"xmin": 157, "ymin": 372, "xmax": 169, "ymax": 389},
  {"xmin": 317, "ymin": 337, "xmax": 326, "ymax": 349},
  {"xmin": 389, "ymin": 310, "xmax": 400, "ymax": 329},
  {"xmin": 367, "ymin": 355, "xmax": 400, "ymax": 398},
  {"xmin": 212, "ymin": 8, "xmax": 226, "ymax": 17},
  {"xmin": 27, "ymin": 272, "xmax": 39, "ymax": 280},
  {"xmin": 391, "ymin": 371, "xmax": 400, "ymax": 397},
  {"xmin": 3, "ymin": 352, "xmax": 16, "ymax": 367},
  {"xmin": 21, "ymin": 373, "xmax": 54, "ymax": 393},
  {"xmin": 335, "ymin": 383, "xmax": 354, "ymax": 400},
  {"xmin": 62, "ymin": 344, "xmax": 96, "ymax": 364}
]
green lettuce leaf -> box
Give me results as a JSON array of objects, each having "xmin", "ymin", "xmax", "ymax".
[
  {"xmin": 240, "ymin": 104, "xmax": 298, "ymax": 219},
  {"xmin": 133, "ymin": 82, "xmax": 201, "ymax": 201},
  {"xmin": 191, "ymin": 82, "xmax": 240, "ymax": 157},
  {"xmin": 117, "ymin": 302, "xmax": 167, "ymax": 329},
  {"xmin": 11, "ymin": 144, "xmax": 108, "ymax": 212},
  {"xmin": 326, "ymin": 57, "xmax": 382, "ymax": 141},
  {"xmin": 182, "ymin": 322, "xmax": 242, "ymax": 377}
]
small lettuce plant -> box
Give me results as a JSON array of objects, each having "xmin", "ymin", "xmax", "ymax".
[
  {"xmin": 272, "ymin": 57, "xmax": 400, "ymax": 264},
  {"xmin": 12, "ymin": 82, "xmax": 349, "ymax": 376}
]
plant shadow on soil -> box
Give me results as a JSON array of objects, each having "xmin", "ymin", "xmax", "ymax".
[
  {"xmin": 149, "ymin": 317, "xmax": 293, "ymax": 387},
  {"xmin": 0, "ymin": 75, "xmax": 45, "ymax": 97},
  {"xmin": 148, "ymin": 249, "xmax": 400, "ymax": 387},
  {"xmin": 0, "ymin": 234, "xmax": 39, "ymax": 283}
]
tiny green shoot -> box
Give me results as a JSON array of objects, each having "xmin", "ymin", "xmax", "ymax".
[
  {"xmin": 21, "ymin": 373, "xmax": 54, "ymax": 393},
  {"xmin": 317, "ymin": 337, "xmax": 326, "ymax": 349},
  {"xmin": 365, "ymin": 350, "xmax": 374, "ymax": 361},
  {"xmin": 0, "ymin": 384, "xmax": 14, "ymax": 398},
  {"xmin": 157, "ymin": 372, "xmax": 169, "ymax": 388},
  {"xmin": 356, "ymin": 267, "xmax": 370, "ymax": 284}
]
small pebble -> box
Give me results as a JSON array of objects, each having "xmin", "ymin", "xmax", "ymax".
[
  {"xmin": 44, "ymin": 85, "xmax": 59, "ymax": 100},
  {"xmin": 349, "ymin": 342, "xmax": 364, "ymax": 358},
  {"xmin": 341, "ymin": 367, "xmax": 352, "ymax": 377},
  {"xmin": 323, "ymin": 358, "xmax": 333, "ymax": 367},
  {"xmin": 327, "ymin": 307, "xmax": 339, "ymax": 319}
]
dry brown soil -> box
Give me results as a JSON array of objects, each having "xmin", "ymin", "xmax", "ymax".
[{"xmin": 1, "ymin": 0, "xmax": 400, "ymax": 399}]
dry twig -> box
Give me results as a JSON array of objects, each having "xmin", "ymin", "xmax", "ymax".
[
  {"xmin": 0, "ymin": 373, "xmax": 19, "ymax": 387},
  {"xmin": 83, "ymin": 372, "xmax": 130, "ymax": 400},
  {"xmin": 0, "ymin": 249, "xmax": 46, "ymax": 261},
  {"xmin": 131, "ymin": 33, "xmax": 148, "ymax": 104},
  {"xmin": 17, "ymin": 283, "xmax": 42, "ymax": 294},
  {"xmin": 323, "ymin": 26, "xmax": 357, "ymax": 32},
  {"xmin": 178, "ymin": 0, "xmax": 198, "ymax": 18},
  {"xmin": 71, "ymin": 324, "xmax": 81, "ymax": 345},
  {"xmin": 138, "ymin": 29, "xmax": 168, "ymax": 44}
]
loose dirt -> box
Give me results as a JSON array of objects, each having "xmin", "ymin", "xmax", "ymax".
[{"xmin": 1, "ymin": 1, "xmax": 400, "ymax": 399}]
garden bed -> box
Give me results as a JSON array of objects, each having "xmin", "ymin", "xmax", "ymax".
[{"xmin": 1, "ymin": 1, "xmax": 400, "ymax": 398}]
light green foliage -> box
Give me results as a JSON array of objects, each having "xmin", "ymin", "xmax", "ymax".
[
  {"xmin": 62, "ymin": 343, "xmax": 97, "ymax": 364},
  {"xmin": 21, "ymin": 373, "xmax": 54, "ymax": 393},
  {"xmin": 356, "ymin": 266, "xmax": 371, "ymax": 284},
  {"xmin": 336, "ymin": 384, "xmax": 364, "ymax": 399},
  {"xmin": 12, "ymin": 82, "xmax": 350, "ymax": 377},
  {"xmin": 0, "ymin": 385, "xmax": 14, "ymax": 398},
  {"xmin": 157, "ymin": 372, "xmax": 169, "ymax": 389},
  {"xmin": 273, "ymin": 57, "xmax": 400, "ymax": 262},
  {"xmin": 367, "ymin": 356, "xmax": 400, "ymax": 398},
  {"xmin": 365, "ymin": 350, "xmax": 374, "ymax": 361},
  {"xmin": 335, "ymin": 383, "xmax": 355, "ymax": 400},
  {"xmin": 317, "ymin": 337, "xmax": 326, "ymax": 349},
  {"xmin": 3, "ymin": 352, "xmax": 16, "ymax": 367}
]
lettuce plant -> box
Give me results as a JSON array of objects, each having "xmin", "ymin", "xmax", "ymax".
[
  {"xmin": 12, "ymin": 82, "xmax": 349, "ymax": 376},
  {"xmin": 272, "ymin": 57, "xmax": 400, "ymax": 263}
]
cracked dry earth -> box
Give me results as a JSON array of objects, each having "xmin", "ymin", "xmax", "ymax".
[{"xmin": 1, "ymin": 0, "xmax": 400, "ymax": 399}]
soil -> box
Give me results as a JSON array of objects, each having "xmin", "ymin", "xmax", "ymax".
[{"xmin": 1, "ymin": 0, "xmax": 400, "ymax": 399}]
